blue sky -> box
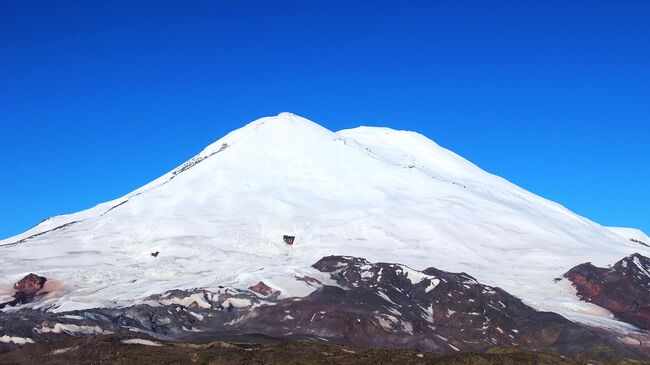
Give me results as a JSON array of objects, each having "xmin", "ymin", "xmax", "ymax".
[{"xmin": 1, "ymin": 1, "xmax": 648, "ymax": 239}]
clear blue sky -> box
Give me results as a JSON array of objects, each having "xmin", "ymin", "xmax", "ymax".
[{"xmin": 1, "ymin": 1, "xmax": 648, "ymax": 239}]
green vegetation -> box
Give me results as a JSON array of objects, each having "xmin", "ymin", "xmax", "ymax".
[{"xmin": 0, "ymin": 333, "xmax": 647, "ymax": 365}]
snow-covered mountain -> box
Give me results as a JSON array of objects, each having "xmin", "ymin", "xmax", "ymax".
[{"xmin": 1, "ymin": 112, "xmax": 648, "ymax": 331}]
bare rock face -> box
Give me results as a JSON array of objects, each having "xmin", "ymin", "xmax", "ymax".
[
  {"xmin": 0, "ymin": 273, "xmax": 47, "ymax": 309},
  {"xmin": 242, "ymin": 256, "xmax": 607, "ymax": 355},
  {"xmin": 564, "ymin": 253, "xmax": 650, "ymax": 330}
]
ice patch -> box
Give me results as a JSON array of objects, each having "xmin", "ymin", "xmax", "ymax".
[
  {"xmin": 632, "ymin": 257, "xmax": 650, "ymax": 279},
  {"xmin": 159, "ymin": 293, "xmax": 211, "ymax": 309},
  {"xmin": 121, "ymin": 338, "xmax": 163, "ymax": 346},
  {"xmin": 61, "ymin": 315, "xmax": 85, "ymax": 320},
  {"xmin": 396, "ymin": 265, "xmax": 431, "ymax": 284},
  {"xmin": 222, "ymin": 297, "xmax": 251, "ymax": 308},
  {"xmin": 51, "ymin": 346, "xmax": 77, "ymax": 355},
  {"xmin": 424, "ymin": 278, "xmax": 440, "ymax": 293},
  {"xmin": 188, "ymin": 311, "xmax": 204, "ymax": 320},
  {"xmin": 0, "ymin": 335, "xmax": 35, "ymax": 345},
  {"xmin": 37, "ymin": 323, "xmax": 107, "ymax": 335},
  {"xmin": 376, "ymin": 290, "xmax": 398, "ymax": 307}
]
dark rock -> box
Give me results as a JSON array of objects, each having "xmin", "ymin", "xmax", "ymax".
[
  {"xmin": 564, "ymin": 253, "xmax": 650, "ymax": 330},
  {"xmin": 283, "ymin": 235, "xmax": 295, "ymax": 245},
  {"xmin": 297, "ymin": 256, "xmax": 605, "ymax": 353},
  {"xmin": 630, "ymin": 238, "xmax": 649, "ymax": 247},
  {"xmin": 151, "ymin": 251, "xmax": 160, "ymax": 257}
]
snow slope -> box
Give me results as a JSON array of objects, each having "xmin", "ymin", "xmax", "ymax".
[{"xmin": 1, "ymin": 113, "xmax": 647, "ymax": 330}]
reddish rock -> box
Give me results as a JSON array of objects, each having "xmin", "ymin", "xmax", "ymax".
[
  {"xmin": 14, "ymin": 273, "xmax": 47, "ymax": 295},
  {"xmin": 249, "ymin": 281, "xmax": 275, "ymax": 296},
  {"xmin": 0, "ymin": 273, "xmax": 47, "ymax": 309},
  {"xmin": 564, "ymin": 253, "xmax": 650, "ymax": 330}
]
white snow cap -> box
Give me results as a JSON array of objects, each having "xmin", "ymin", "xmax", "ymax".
[{"xmin": 1, "ymin": 112, "xmax": 648, "ymax": 332}]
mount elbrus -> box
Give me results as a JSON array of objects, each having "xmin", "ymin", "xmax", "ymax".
[{"xmin": 1, "ymin": 113, "xmax": 649, "ymax": 360}]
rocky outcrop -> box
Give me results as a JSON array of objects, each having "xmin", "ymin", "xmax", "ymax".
[
  {"xmin": 272, "ymin": 256, "xmax": 605, "ymax": 354},
  {"xmin": 170, "ymin": 143, "xmax": 229, "ymax": 179},
  {"xmin": 0, "ymin": 274, "xmax": 47, "ymax": 309},
  {"xmin": 1, "ymin": 257, "xmax": 646, "ymax": 360},
  {"xmin": 248, "ymin": 281, "xmax": 275, "ymax": 296},
  {"xmin": 564, "ymin": 253, "xmax": 650, "ymax": 330},
  {"xmin": 631, "ymin": 238, "xmax": 649, "ymax": 247}
]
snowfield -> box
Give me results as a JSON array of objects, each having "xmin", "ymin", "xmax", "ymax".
[{"xmin": 1, "ymin": 112, "xmax": 648, "ymax": 331}]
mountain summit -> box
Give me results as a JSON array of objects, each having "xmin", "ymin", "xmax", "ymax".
[{"xmin": 1, "ymin": 113, "xmax": 647, "ymax": 329}]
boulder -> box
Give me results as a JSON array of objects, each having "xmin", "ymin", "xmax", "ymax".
[
  {"xmin": 249, "ymin": 281, "xmax": 275, "ymax": 296},
  {"xmin": 0, "ymin": 273, "xmax": 47, "ymax": 309}
]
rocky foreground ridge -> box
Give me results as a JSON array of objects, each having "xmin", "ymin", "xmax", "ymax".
[
  {"xmin": 2, "ymin": 254, "xmax": 650, "ymax": 363},
  {"xmin": 564, "ymin": 253, "xmax": 650, "ymax": 331}
]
